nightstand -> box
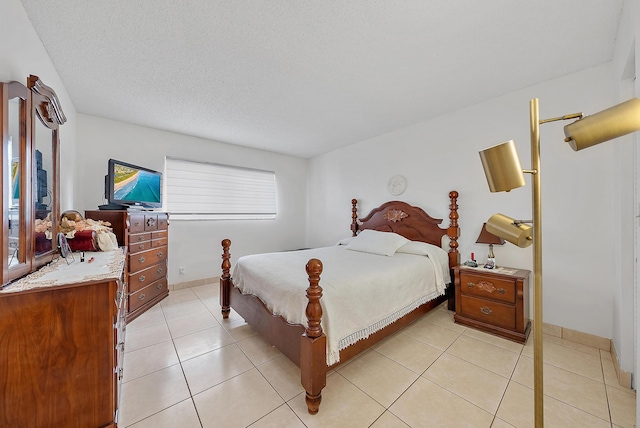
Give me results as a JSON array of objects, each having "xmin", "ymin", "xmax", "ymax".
[{"xmin": 453, "ymin": 265, "xmax": 531, "ymax": 343}]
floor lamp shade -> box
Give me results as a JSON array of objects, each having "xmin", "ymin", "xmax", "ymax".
[
  {"xmin": 479, "ymin": 140, "xmax": 526, "ymax": 192},
  {"xmin": 486, "ymin": 213, "xmax": 533, "ymax": 248},
  {"xmin": 564, "ymin": 98, "xmax": 640, "ymax": 151}
]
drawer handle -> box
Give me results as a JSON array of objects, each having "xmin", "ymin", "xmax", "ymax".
[
  {"xmin": 497, "ymin": 288, "xmax": 506, "ymax": 294},
  {"xmin": 467, "ymin": 282, "xmax": 475, "ymax": 288},
  {"xmin": 139, "ymin": 243, "xmax": 145, "ymax": 249},
  {"xmin": 480, "ymin": 306, "xmax": 492, "ymax": 315},
  {"xmin": 157, "ymin": 268, "xmax": 163, "ymax": 274},
  {"xmin": 157, "ymin": 251, "xmax": 163, "ymax": 257},
  {"xmin": 138, "ymin": 293, "xmax": 146, "ymax": 301},
  {"xmin": 138, "ymin": 236, "xmax": 145, "ymax": 241},
  {"xmin": 138, "ymin": 275, "xmax": 146, "ymax": 282},
  {"xmin": 138, "ymin": 256, "xmax": 145, "ymax": 263},
  {"xmin": 156, "ymin": 283, "xmax": 164, "ymax": 290}
]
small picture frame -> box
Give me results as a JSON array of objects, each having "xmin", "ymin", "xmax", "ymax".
[{"xmin": 483, "ymin": 258, "xmax": 495, "ymax": 269}]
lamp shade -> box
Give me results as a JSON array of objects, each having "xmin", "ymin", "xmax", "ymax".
[
  {"xmin": 479, "ymin": 140, "xmax": 526, "ymax": 192},
  {"xmin": 564, "ymin": 98, "xmax": 640, "ymax": 151},
  {"xmin": 476, "ymin": 223, "xmax": 506, "ymax": 245},
  {"xmin": 486, "ymin": 213, "xmax": 533, "ymax": 248}
]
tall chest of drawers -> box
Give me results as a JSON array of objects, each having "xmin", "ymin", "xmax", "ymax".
[
  {"xmin": 86, "ymin": 210, "xmax": 169, "ymax": 322},
  {"xmin": 453, "ymin": 265, "xmax": 531, "ymax": 344}
]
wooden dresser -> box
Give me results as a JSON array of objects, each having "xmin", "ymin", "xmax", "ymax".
[
  {"xmin": 0, "ymin": 250, "xmax": 126, "ymax": 427},
  {"xmin": 86, "ymin": 210, "xmax": 169, "ymax": 322},
  {"xmin": 453, "ymin": 265, "xmax": 531, "ymax": 343}
]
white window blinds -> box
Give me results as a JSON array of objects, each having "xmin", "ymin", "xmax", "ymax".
[{"xmin": 165, "ymin": 157, "xmax": 277, "ymax": 220}]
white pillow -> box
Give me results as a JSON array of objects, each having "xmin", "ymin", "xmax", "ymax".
[
  {"xmin": 397, "ymin": 241, "xmax": 451, "ymax": 284},
  {"xmin": 345, "ymin": 229, "xmax": 409, "ymax": 256}
]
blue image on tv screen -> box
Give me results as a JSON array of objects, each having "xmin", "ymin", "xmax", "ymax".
[{"xmin": 113, "ymin": 168, "xmax": 161, "ymax": 203}]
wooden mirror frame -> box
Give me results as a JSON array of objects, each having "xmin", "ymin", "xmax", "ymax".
[
  {"xmin": 1, "ymin": 81, "xmax": 31, "ymax": 284},
  {"xmin": 27, "ymin": 75, "xmax": 67, "ymax": 271}
]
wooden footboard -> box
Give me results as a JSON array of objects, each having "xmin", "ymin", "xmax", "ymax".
[{"xmin": 219, "ymin": 240, "xmax": 327, "ymax": 413}]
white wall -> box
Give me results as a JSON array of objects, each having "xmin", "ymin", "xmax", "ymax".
[
  {"xmin": 0, "ymin": 0, "xmax": 77, "ymax": 210},
  {"xmin": 76, "ymin": 114, "xmax": 307, "ymax": 284},
  {"xmin": 308, "ymin": 64, "xmax": 617, "ymax": 341},
  {"xmin": 611, "ymin": 0, "xmax": 638, "ymax": 383}
]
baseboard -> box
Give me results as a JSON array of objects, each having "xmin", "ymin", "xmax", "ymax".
[
  {"xmin": 610, "ymin": 341, "xmax": 633, "ymax": 389},
  {"xmin": 543, "ymin": 322, "xmax": 632, "ymax": 389},
  {"xmin": 169, "ymin": 276, "xmax": 218, "ymax": 291}
]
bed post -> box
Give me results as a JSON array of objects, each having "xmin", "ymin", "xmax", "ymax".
[
  {"xmin": 301, "ymin": 258, "xmax": 326, "ymax": 415},
  {"xmin": 447, "ymin": 191, "xmax": 460, "ymax": 310},
  {"xmin": 220, "ymin": 239, "xmax": 231, "ymax": 319},
  {"xmin": 350, "ymin": 199, "xmax": 358, "ymax": 236}
]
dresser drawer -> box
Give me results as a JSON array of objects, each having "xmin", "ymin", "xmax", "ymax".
[
  {"xmin": 129, "ymin": 235, "xmax": 152, "ymax": 253},
  {"xmin": 459, "ymin": 272, "xmax": 516, "ymax": 304},
  {"xmin": 143, "ymin": 214, "xmax": 158, "ymax": 231},
  {"xmin": 157, "ymin": 214, "xmax": 168, "ymax": 230},
  {"xmin": 151, "ymin": 230, "xmax": 167, "ymax": 239},
  {"xmin": 152, "ymin": 237, "xmax": 167, "ymax": 248},
  {"xmin": 459, "ymin": 295, "xmax": 516, "ymax": 330},
  {"xmin": 128, "ymin": 263, "xmax": 167, "ymax": 293},
  {"xmin": 151, "ymin": 230, "xmax": 168, "ymax": 247},
  {"xmin": 129, "ymin": 246, "xmax": 167, "ymax": 273},
  {"xmin": 128, "ymin": 213, "xmax": 146, "ymax": 233},
  {"xmin": 128, "ymin": 278, "xmax": 168, "ymax": 313}
]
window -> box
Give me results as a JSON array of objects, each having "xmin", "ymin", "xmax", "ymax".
[{"xmin": 165, "ymin": 157, "xmax": 276, "ymax": 220}]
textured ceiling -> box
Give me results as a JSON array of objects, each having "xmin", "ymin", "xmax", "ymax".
[{"xmin": 20, "ymin": 0, "xmax": 624, "ymax": 158}]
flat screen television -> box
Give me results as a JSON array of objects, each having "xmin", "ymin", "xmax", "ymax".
[{"xmin": 104, "ymin": 159, "xmax": 162, "ymax": 209}]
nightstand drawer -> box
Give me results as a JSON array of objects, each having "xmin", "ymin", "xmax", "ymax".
[
  {"xmin": 459, "ymin": 295, "xmax": 516, "ymax": 330},
  {"xmin": 459, "ymin": 273, "xmax": 516, "ymax": 304}
]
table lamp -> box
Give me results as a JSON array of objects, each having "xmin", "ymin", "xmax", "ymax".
[{"xmin": 475, "ymin": 222, "xmax": 505, "ymax": 268}]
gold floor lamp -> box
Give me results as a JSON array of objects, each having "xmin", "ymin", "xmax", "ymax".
[{"xmin": 479, "ymin": 97, "xmax": 640, "ymax": 428}]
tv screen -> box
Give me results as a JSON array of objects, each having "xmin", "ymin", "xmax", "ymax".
[{"xmin": 106, "ymin": 159, "xmax": 162, "ymax": 208}]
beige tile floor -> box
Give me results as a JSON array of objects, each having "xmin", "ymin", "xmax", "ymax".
[{"xmin": 119, "ymin": 284, "xmax": 636, "ymax": 428}]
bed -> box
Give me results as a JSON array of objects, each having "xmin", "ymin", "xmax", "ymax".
[{"xmin": 219, "ymin": 191, "xmax": 460, "ymax": 414}]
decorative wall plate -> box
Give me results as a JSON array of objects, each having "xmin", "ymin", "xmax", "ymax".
[{"xmin": 387, "ymin": 175, "xmax": 407, "ymax": 196}]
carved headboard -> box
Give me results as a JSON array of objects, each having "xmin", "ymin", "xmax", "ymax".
[{"xmin": 350, "ymin": 191, "xmax": 460, "ymax": 269}]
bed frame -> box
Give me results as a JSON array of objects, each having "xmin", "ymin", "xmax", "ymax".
[{"xmin": 219, "ymin": 191, "xmax": 460, "ymax": 414}]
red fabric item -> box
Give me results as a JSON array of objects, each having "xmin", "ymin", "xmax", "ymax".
[{"xmin": 67, "ymin": 230, "xmax": 98, "ymax": 252}]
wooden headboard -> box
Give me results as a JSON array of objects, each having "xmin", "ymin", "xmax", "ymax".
[{"xmin": 350, "ymin": 191, "xmax": 460, "ymax": 269}]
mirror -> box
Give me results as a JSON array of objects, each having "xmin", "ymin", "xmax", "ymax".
[
  {"xmin": 28, "ymin": 75, "xmax": 66, "ymax": 269},
  {"xmin": 33, "ymin": 109, "xmax": 54, "ymax": 256},
  {"xmin": 2, "ymin": 81, "xmax": 30, "ymax": 283},
  {"xmin": 0, "ymin": 76, "xmax": 65, "ymax": 285}
]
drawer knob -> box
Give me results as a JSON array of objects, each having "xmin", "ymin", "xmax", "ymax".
[
  {"xmin": 157, "ymin": 268, "xmax": 163, "ymax": 274},
  {"xmin": 157, "ymin": 251, "xmax": 163, "ymax": 257},
  {"xmin": 156, "ymin": 283, "xmax": 164, "ymax": 290},
  {"xmin": 497, "ymin": 288, "xmax": 506, "ymax": 294},
  {"xmin": 139, "ymin": 244, "xmax": 145, "ymax": 249},
  {"xmin": 138, "ymin": 256, "xmax": 145, "ymax": 263},
  {"xmin": 138, "ymin": 236, "xmax": 145, "ymax": 241},
  {"xmin": 138, "ymin": 275, "xmax": 146, "ymax": 283},
  {"xmin": 480, "ymin": 306, "xmax": 492, "ymax": 315},
  {"xmin": 138, "ymin": 293, "xmax": 146, "ymax": 301}
]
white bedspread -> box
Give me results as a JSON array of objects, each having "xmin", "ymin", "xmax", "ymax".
[{"xmin": 232, "ymin": 245, "xmax": 449, "ymax": 365}]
